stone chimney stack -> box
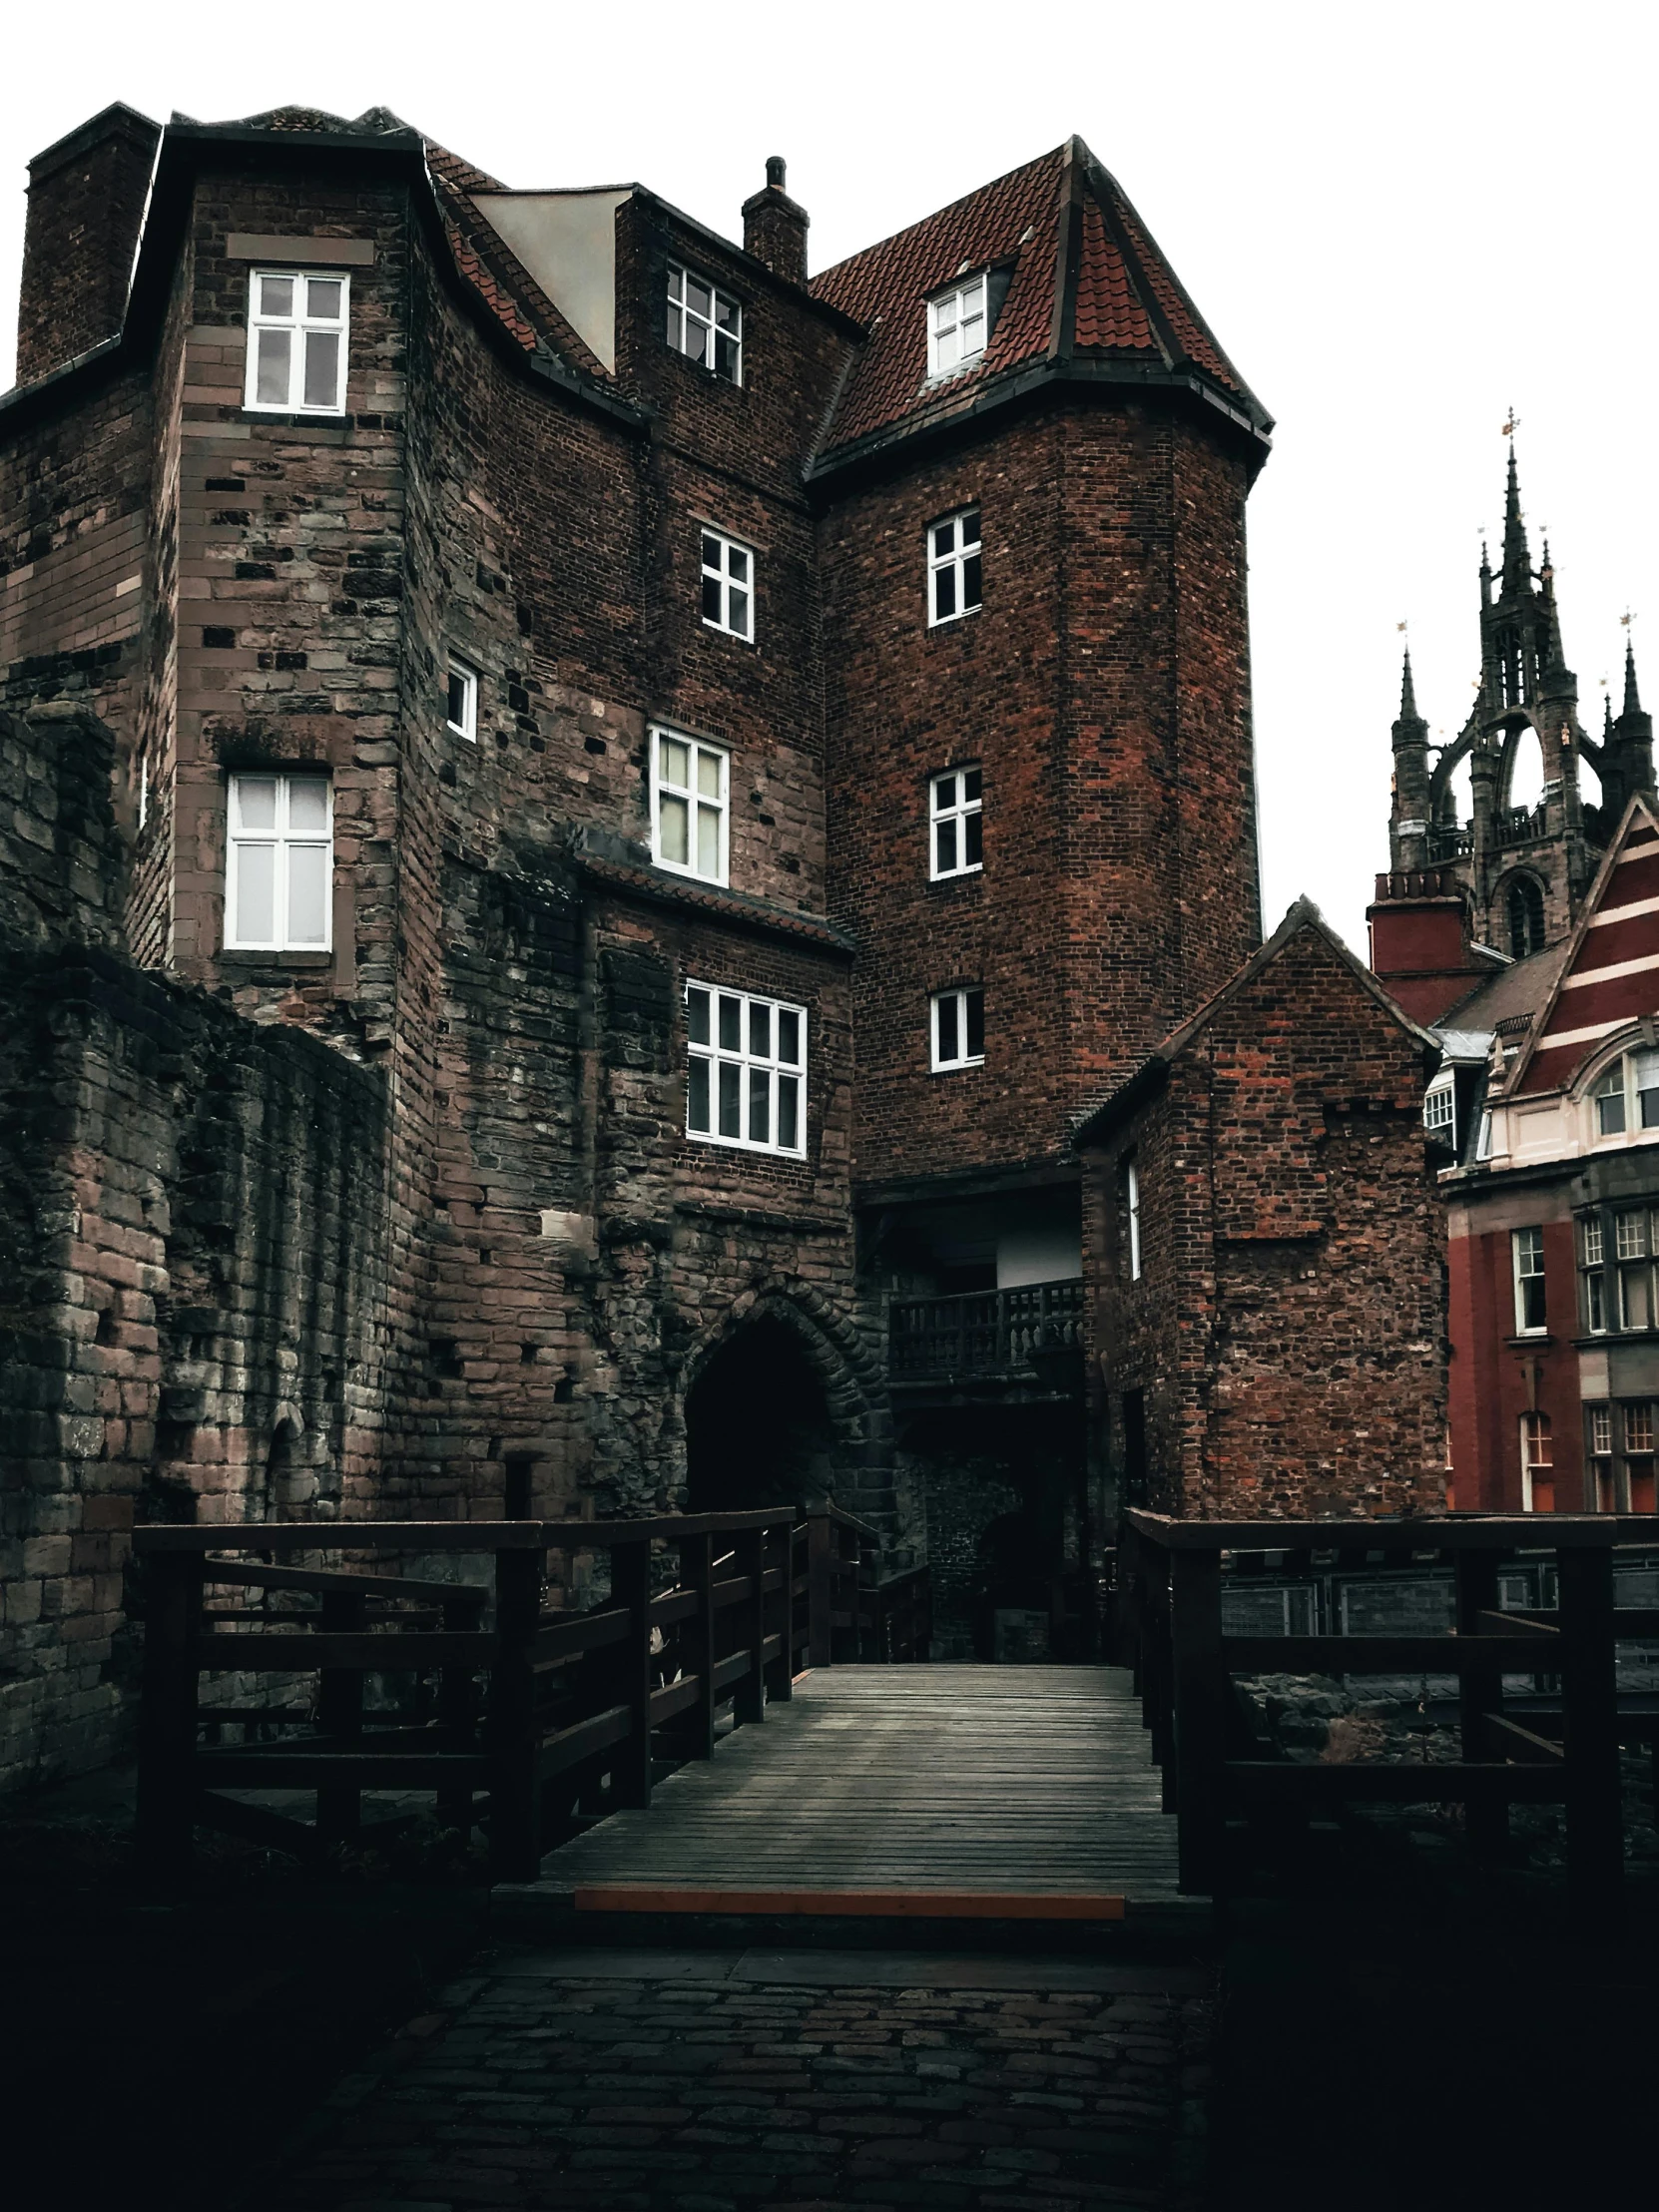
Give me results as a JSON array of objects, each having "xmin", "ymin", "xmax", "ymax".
[
  {"xmin": 16, "ymin": 104, "xmax": 161, "ymax": 387},
  {"xmin": 742, "ymin": 156, "xmax": 809, "ymax": 288}
]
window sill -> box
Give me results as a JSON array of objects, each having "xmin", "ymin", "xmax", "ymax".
[
  {"xmin": 927, "ymin": 868, "xmax": 984, "ymax": 890},
  {"xmin": 700, "ymin": 622, "xmax": 756, "ymax": 646},
  {"xmin": 926, "ymin": 610, "xmax": 981, "ymax": 633},
  {"xmin": 1504, "ymin": 1333, "xmax": 1554, "ymax": 1349},
  {"xmin": 221, "ymin": 948, "xmax": 334, "ymax": 969},
  {"xmin": 931, "ymin": 1061, "xmax": 985, "ymax": 1076},
  {"xmin": 239, "ymin": 411, "xmax": 354, "ymax": 439}
]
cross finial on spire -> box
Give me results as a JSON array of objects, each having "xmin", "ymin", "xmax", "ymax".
[{"xmin": 1501, "ymin": 408, "xmax": 1521, "ymax": 439}]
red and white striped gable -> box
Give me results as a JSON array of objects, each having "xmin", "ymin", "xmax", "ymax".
[{"xmin": 1513, "ymin": 799, "xmax": 1659, "ymax": 1097}]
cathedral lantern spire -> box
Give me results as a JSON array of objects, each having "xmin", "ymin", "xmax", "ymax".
[
  {"xmin": 1500, "ymin": 440, "xmax": 1531, "ymax": 597},
  {"xmin": 1388, "ymin": 644, "xmax": 1431, "ymax": 868},
  {"xmin": 1614, "ymin": 632, "xmax": 1655, "ymax": 801},
  {"xmin": 1624, "ymin": 637, "xmax": 1644, "ymax": 718}
]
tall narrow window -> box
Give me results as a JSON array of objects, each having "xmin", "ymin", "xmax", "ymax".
[
  {"xmin": 666, "ymin": 264, "xmax": 742, "ymax": 383},
  {"xmin": 1616, "ymin": 1208, "xmax": 1657, "ymax": 1331},
  {"xmin": 446, "ymin": 657, "xmax": 478, "ymax": 742},
  {"xmin": 1519, "ymin": 1412, "xmax": 1554, "ymax": 1513},
  {"xmin": 927, "ymin": 508, "xmax": 982, "ymax": 627},
  {"xmin": 245, "ymin": 271, "xmax": 349, "ymax": 415},
  {"xmin": 685, "ymin": 982, "xmax": 806, "ymax": 1157},
  {"xmin": 931, "ymin": 986, "xmax": 984, "ymax": 1072},
  {"xmin": 1626, "ymin": 1401, "xmax": 1658, "ymax": 1513},
  {"xmin": 1589, "ymin": 1400, "xmax": 1615, "ymax": 1511},
  {"xmin": 929, "ymin": 767, "xmax": 983, "ymax": 878},
  {"xmin": 1580, "ymin": 1211, "xmax": 1607, "ymax": 1334},
  {"xmin": 650, "ymin": 729, "xmax": 729, "ymax": 884},
  {"xmin": 1126, "ymin": 1158, "xmax": 1142, "ymax": 1283},
  {"xmin": 926, "ymin": 273, "xmax": 988, "ymax": 376},
  {"xmin": 1511, "ymin": 1227, "xmax": 1547, "ymax": 1335},
  {"xmin": 1505, "ymin": 875, "xmax": 1545, "ymax": 959},
  {"xmin": 225, "ymin": 773, "xmax": 332, "ymax": 951},
  {"xmin": 1593, "ymin": 1059, "xmax": 1627, "ymax": 1137},
  {"xmin": 700, "ymin": 530, "xmax": 755, "ymax": 641}
]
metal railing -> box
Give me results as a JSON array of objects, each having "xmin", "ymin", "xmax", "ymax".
[{"xmin": 888, "ymin": 1278, "xmax": 1085, "ymax": 1381}]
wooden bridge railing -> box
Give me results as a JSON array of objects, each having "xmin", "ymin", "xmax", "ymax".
[
  {"xmin": 133, "ymin": 1503, "xmax": 923, "ymax": 1883},
  {"xmin": 1116, "ymin": 1510, "xmax": 1659, "ymax": 1905}
]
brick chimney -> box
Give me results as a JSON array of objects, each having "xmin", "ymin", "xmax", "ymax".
[
  {"xmin": 16, "ymin": 104, "xmax": 162, "ymax": 387},
  {"xmin": 742, "ymin": 157, "xmax": 809, "ymax": 288}
]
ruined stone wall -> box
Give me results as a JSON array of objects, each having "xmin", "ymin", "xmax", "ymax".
[{"xmin": 1084, "ymin": 924, "xmax": 1448, "ymax": 1520}]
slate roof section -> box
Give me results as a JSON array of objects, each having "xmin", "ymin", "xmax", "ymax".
[
  {"xmin": 571, "ymin": 835, "xmax": 856, "ymax": 957},
  {"xmin": 809, "ymin": 136, "xmax": 1269, "ymax": 464},
  {"xmin": 1435, "ymin": 937, "xmax": 1571, "ymax": 1039}
]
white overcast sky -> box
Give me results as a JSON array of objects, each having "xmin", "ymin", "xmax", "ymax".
[{"xmin": 3, "ymin": 0, "xmax": 1655, "ymax": 955}]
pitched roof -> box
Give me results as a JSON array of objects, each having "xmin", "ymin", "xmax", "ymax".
[
  {"xmin": 1501, "ymin": 797, "xmax": 1659, "ymax": 1097},
  {"xmin": 1072, "ymin": 898, "xmax": 1438, "ymax": 1145},
  {"xmin": 808, "ymin": 136, "xmax": 1269, "ymax": 463},
  {"xmin": 1434, "ymin": 935, "xmax": 1571, "ymax": 1038}
]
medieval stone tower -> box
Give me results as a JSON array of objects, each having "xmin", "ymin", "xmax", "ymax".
[{"xmin": 1372, "ymin": 446, "xmax": 1654, "ymax": 1015}]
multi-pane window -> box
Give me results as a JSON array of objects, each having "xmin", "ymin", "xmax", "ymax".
[
  {"xmin": 928, "ymin": 508, "xmax": 982, "ymax": 626},
  {"xmin": 446, "ymin": 657, "xmax": 478, "ymax": 741},
  {"xmin": 1626, "ymin": 1403, "xmax": 1658, "ymax": 1512},
  {"xmin": 666, "ymin": 264, "xmax": 742, "ymax": 383},
  {"xmin": 1592, "ymin": 1048, "xmax": 1659, "ymax": 1138},
  {"xmin": 929, "ymin": 768, "xmax": 983, "ymax": 878},
  {"xmin": 1583, "ymin": 1399, "xmax": 1657, "ymax": 1511},
  {"xmin": 1520, "ymin": 1411, "xmax": 1554, "ymax": 1513},
  {"xmin": 685, "ymin": 983, "xmax": 806, "ymax": 1157},
  {"xmin": 700, "ymin": 530, "xmax": 754, "ymax": 641},
  {"xmin": 931, "ymin": 987, "xmax": 984, "ymax": 1072},
  {"xmin": 245, "ymin": 271, "xmax": 349, "ymax": 414},
  {"xmin": 225, "ymin": 774, "xmax": 332, "ymax": 951},
  {"xmin": 1126, "ymin": 1158, "xmax": 1142, "ymax": 1282},
  {"xmin": 1615, "ymin": 1207, "xmax": 1659, "ymax": 1330},
  {"xmin": 1423, "ymin": 1074, "xmax": 1455, "ymax": 1141},
  {"xmin": 1580, "ymin": 1212, "xmax": 1607, "ymax": 1333},
  {"xmin": 926, "ymin": 273, "xmax": 987, "ymax": 376},
  {"xmin": 651, "ymin": 729, "xmax": 728, "ymax": 884},
  {"xmin": 1511, "ymin": 1227, "xmax": 1547, "ymax": 1335}
]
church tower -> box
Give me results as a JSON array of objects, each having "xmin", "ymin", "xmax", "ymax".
[{"xmin": 1371, "ymin": 445, "xmax": 1653, "ymax": 1019}]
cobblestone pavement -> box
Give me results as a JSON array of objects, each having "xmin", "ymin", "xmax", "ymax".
[{"xmin": 268, "ymin": 1947, "xmax": 1214, "ymax": 2212}]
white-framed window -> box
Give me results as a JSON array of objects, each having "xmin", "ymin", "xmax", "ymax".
[
  {"xmin": 926, "ymin": 272, "xmax": 987, "ymax": 377},
  {"xmin": 1519, "ymin": 1410, "xmax": 1553, "ymax": 1513},
  {"xmin": 685, "ymin": 982, "xmax": 806, "ymax": 1157},
  {"xmin": 446, "ymin": 657, "xmax": 478, "ymax": 742},
  {"xmin": 137, "ymin": 756, "xmax": 149, "ymax": 832},
  {"xmin": 225, "ymin": 773, "xmax": 332, "ymax": 951},
  {"xmin": 1126, "ymin": 1158, "xmax": 1142, "ymax": 1282},
  {"xmin": 666, "ymin": 263, "xmax": 742, "ymax": 383},
  {"xmin": 1591, "ymin": 1048, "xmax": 1659, "ymax": 1140},
  {"xmin": 931, "ymin": 986, "xmax": 984, "ymax": 1072},
  {"xmin": 1423, "ymin": 1073, "xmax": 1455, "ymax": 1141},
  {"xmin": 1581, "ymin": 1211, "xmax": 1607, "ymax": 1334},
  {"xmin": 929, "ymin": 767, "xmax": 982, "ymax": 878},
  {"xmin": 245, "ymin": 270, "xmax": 349, "ymax": 414},
  {"xmin": 701, "ymin": 530, "xmax": 755, "ymax": 641},
  {"xmin": 651, "ymin": 728, "xmax": 729, "ymax": 884},
  {"xmin": 1512, "ymin": 1226, "xmax": 1546, "ymax": 1335},
  {"xmin": 1475, "ymin": 1111, "xmax": 1494, "ymax": 1162},
  {"xmin": 928, "ymin": 508, "xmax": 982, "ymax": 627},
  {"xmin": 1615, "ymin": 1207, "xmax": 1657, "ymax": 1331}
]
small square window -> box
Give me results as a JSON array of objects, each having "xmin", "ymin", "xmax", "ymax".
[
  {"xmin": 446, "ymin": 657, "xmax": 478, "ymax": 742},
  {"xmin": 931, "ymin": 986, "xmax": 985, "ymax": 1072},
  {"xmin": 930, "ymin": 766, "xmax": 983, "ymax": 879},
  {"xmin": 666, "ymin": 263, "xmax": 742, "ymax": 383},
  {"xmin": 927, "ymin": 273, "xmax": 988, "ymax": 378},
  {"xmin": 651, "ymin": 728, "xmax": 729, "ymax": 884},
  {"xmin": 700, "ymin": 529, "xmax": 755, "ymax": 642},
  {"xmin": 928, "ymin": 508, "xmax": 982, "ymax": 627},
  {"xmin": 245, "ymin": 268, "xmax": 349, "ymax": 415}
]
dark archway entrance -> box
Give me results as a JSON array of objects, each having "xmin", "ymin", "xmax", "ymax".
[{"xmin": 685, "ymin": 1315, "xmax": 838, "ymax": 1514}]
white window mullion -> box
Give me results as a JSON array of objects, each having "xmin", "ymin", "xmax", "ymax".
[
  {"xmin": 685, "ymin": 980, "xmax": 806, "ymax": 1158},
  {"xmin": 245, "ymin": 270, "xmax": 349, "ymax": 416},
  {"xmin": 651, "ymin": 728, "xmax": 730, "ymax": 885},
  {"xmin": 226, "ymin": 771, "xmax": 332, "ymax": 952}
]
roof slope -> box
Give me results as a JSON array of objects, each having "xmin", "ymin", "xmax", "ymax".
[
  {"xmin": 809, "ymin": 136, "xmax": 1269, "ymax": 461},
  {"xmin": 1435, "ymin": 936, "xmax": 1571, "ymax": 1038},
  {"xmin": 1504, "ymin": 797, "xmax": 1659, "ymax": 1097}
]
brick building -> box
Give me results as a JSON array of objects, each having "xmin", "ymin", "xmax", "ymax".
[
  {"xmin": 1077, "ymin": 900, "xmax": 1449, "ymax": 1520},
  {"xmin": 0, "ymin": 98, "xmax": 1281, "ymax": 1782}
]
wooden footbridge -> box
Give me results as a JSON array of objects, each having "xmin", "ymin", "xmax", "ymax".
[{"xmin": 132, "ymin": 1503, "xmax": 1659, "ymax": 1916}]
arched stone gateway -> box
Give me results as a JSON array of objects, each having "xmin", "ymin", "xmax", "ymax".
[{"xmin": 679, "ymin": 1280, "xmax": 894, "ymax": 1534}]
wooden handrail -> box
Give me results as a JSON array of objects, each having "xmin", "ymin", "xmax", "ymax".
[{"xmin": 1124, "ymin": 1507, "xmax": 1659, "ymax": 1550}]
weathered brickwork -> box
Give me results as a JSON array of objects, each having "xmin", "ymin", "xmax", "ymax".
[{"xmin": 1080, "ymin": 906, "xmax": 1448, "ymax": 1520}]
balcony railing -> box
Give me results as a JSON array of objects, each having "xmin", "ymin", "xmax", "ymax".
[{"xmin": 888, "ymin": 1278, "xmax": 1085, "ymax": 1382}]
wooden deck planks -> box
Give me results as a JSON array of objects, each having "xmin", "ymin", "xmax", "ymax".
[{"xmin": 529, "ymin": 1664, "xmax": 1186, "ymax": 1906}]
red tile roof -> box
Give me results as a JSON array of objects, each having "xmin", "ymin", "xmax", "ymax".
[{"xmin": 810, "ymin": 138, "xmax": 1266, "ymax": 461}]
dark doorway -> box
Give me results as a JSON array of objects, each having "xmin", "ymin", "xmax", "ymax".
[{"xmin": 685, "ymin": 1315, "xmax": 839, "ymax": 1514}]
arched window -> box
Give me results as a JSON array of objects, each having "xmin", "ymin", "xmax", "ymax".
[
  {"xmin": 1592, "ymin": 1050, "xmax": 1659, "ymax": 1140},
  {"xmin": 1506, "ymin": 874, "xmax": 1545, "ymax": 958}
]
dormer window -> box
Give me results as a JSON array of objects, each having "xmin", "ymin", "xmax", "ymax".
[
  {"xmin": 667, "ymin": 264, "xmax": 742, "ymax": 383},
  {"xmin": 1592, "ymin": 1048, "xmax": 1659, "ymax": 1140},
  {"xmin": 927, "ymin": 273, "xmax": 987, "ymax": 377},
  {"xmin": 1423, "ymin": 1072, "xmax": 1455, "ymax": 1142}
]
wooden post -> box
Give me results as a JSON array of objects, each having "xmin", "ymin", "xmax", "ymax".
[
  {"xmin": 1558, "ymin": 1540, "xmax": 1622, "ymax": 1916},
  {"xmin": 1170, "ymin": 1545, "xmax": 1226, "ymax": 1895},
  {"xmin": 683, "ymin": 1532, "xmax": 716, "ymax": 1757},
  {"xmin": 1454, "ymin": 1544, "xmax": 1507, "ymax": 1860},
  {"xmin": 767, "ymin": 1522, "xmax": 795, "ymax": 1701},
  {"xmin": 136, "ymin": 1549, "xmax": 204, "ymax": 1880},
  {"xmin": 735, "ymin": 1526, "xmax": 767, "ymax": 1726},
  {"xmin": 610, "ymin": 1538, "xmax": 654, "ymax": 1806},
  {"xmin": 436, "ymin": 1590, "xmax": 480, "ymax": 1834},
  {"xmin": 488, "ymin": 1543, "xmax": 543, "ymax": 1882},
  {"xmin": 807, "ymin": 1511, "xmax": 833, "ymax": 1669},
  {"xmin": 316, "ymin": 1588, "xmax": 364, "ymax": 1845}
]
